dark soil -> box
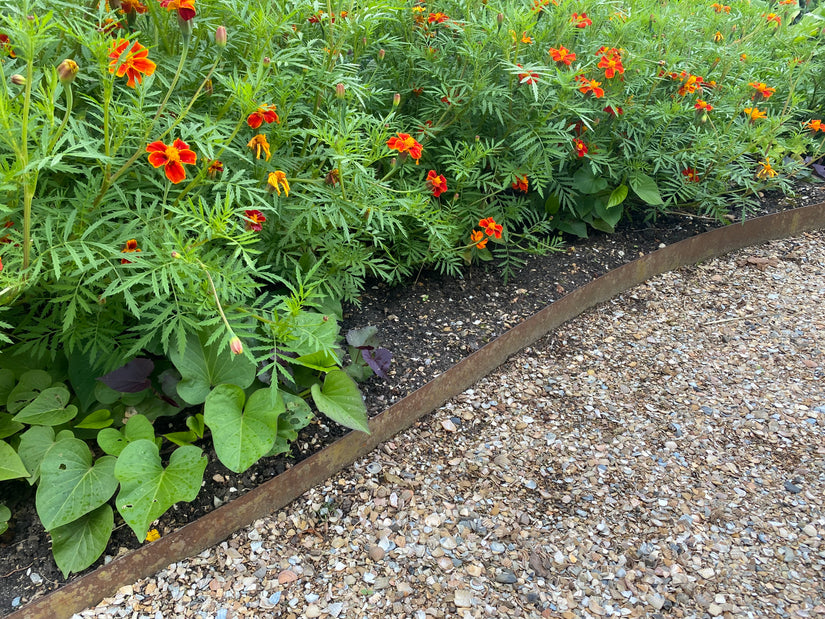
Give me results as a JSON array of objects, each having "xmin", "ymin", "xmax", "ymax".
[{"xmin": 2, "ymin": 183, "xmax": 824, "ymax": 616}]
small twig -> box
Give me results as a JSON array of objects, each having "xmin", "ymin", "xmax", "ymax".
[
  {"xmin": 703, "ymin": 313, "xmax": 768, "ymax": 326},
  {"xmin": 2, "ymin": 562, "xmax": 34, "ymax": 578}
]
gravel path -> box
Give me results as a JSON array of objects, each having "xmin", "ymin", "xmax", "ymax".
[{"xmin": 74, "ymin": 231, "xmax": 825, "ymax": 619}]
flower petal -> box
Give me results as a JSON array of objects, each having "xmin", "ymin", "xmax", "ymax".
[{"xmin": 165, "ymin": 161, "xmax": 186, "ymax": 184}]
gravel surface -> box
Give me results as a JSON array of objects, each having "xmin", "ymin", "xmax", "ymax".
[{"xmin": 73, "ymin": 231, "xmax": 825, "ymax": 619}]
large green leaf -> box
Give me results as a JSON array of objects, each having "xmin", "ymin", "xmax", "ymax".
[
  {"xmin": 13, "ymin": 385, "xmax": 78, "ymax": 426},
  {"xmin": 310, "ymin": 370, "xmax": 370, "ymax": 434},
  {"xmin": 114, "ymin": 440, "xmax": 207, "ymax": 541},
  {"xmin": 0, "ymin": 412, "xmax": 24, "ymax": 439},
  {"xmin": 170, "ymin": 332, "xmax": 256, "ymax": 405},
  {"xmin": 50, "ymin": 504, "xmax": 114, "ymax": 578},
  {"xmin": 204, "ymin": 385, "xmax": 283, "ymax": 473},
  {"xmin": 18, "ymin": 425, "xmax": 60, "ymax": 485},
  {"xmin": 607, "ymin": 184, "xmax": 629, "ymax": 209},
  {"xmin": 0, "ymin": 369, "xmax": 15, "ymax": 407},
  {"xmin": 266, "ymin": 392, "xmax": 314, "ymax": 457},
  {"xmin": 0, "ymin": 440, "xmax": 30, "ymax": 481},
  {"xmin": 36, "ymin": 438, "xmax": 118, "ymax": 530},
  {"xmin": 6, "ymin": 370, "xmax": 52, "ymax": 414},
  {"xmin": 97, "ymin": 414, "xmax": 156, "ymax": 457},
  {"xmin": 629, "ymin": 172, "xmax": 664, "ymax": 205}
]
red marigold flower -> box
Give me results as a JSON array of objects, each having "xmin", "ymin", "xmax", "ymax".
[
  {"xmin": 244, "ymin": 209, "xmax": 267, "ymax": 231},
  {"xmin": 711, "ymin": 3, "xmax": 731, "ymax": 13},
  {"xmin": 146, "ymin": 138, "xmax": 197, "ymax": 184},
  {"xmin": 764, "ymin": 12, "xmax": 781, "ymax": 24},
  {"xmin": 517, "ymin": 64, "xmax": 539, "ymax": 85},
  {"xmin": 0, "ymin": 33, "xmax": 16, "ymax": 58},
  {"xmin": 428, "ymin": 12, "xmax": 449, "ymax": 23},
  {"xmin": 121, "ymin": 239, "xmax": 141, "ymax": 264},
  {"xmin": 743, "ymin": 107, "xmax": 767, "ymax": 122},
  {"xmin": 682, "ymin": 167, "xmax": 700, "ymax": 182},
  {"xmin": 694, "ymin": 99, "xmax": 713, "ymax": 112},
  {"xmin": 267, "ymin": 171, "xmax": 289, "ymax": 196},
  {"xmin": 248, "ymin": 134, "xmax": 271, "ymax": 160},
  {"xmin": 597, "ymin": 51, "xmax": 624, "ymax": 79},
  {"xmin": 511, "ymin": 175, "xmax": 528, "ymax": 193},
  {"xmin": 604, "ymin": 105, "xmax": 623, "ymax": 116},
  {"xmin": 207, "ymin": 160, "xmax": 224, "ymax": 179},
  {"xmin": 247, "ymin": 104, "xmax": 280, "ymax": 129},
  {"xmin": 387, "ymin": 133, "xmax": 423, "ymax": 164},
  {"xmin": 108, "ymin": 39, "xmax": 156, "ymax": 88},
  {"xmin": 748, "ymin": 82, "xmax": 776, "ymax": 100},
  {"xmin": 549, "ymin": 46, "xmax": 576, "ymax": 66},
  {"xmin": 575, "ymin": 75, "xmax": 604, "ymax": 98},
  {"xmin": 160, "ymin": 0, "xmax": 196, "ymax": 21},
  {"xmin": 426, "ymin": 170, "xmax": 448, "ymax": 197},
  {"xmin": 571, "ymin": 13, "xmax": 592, "ymax": 28},
  {"xmin": 470, "ymin": 229, "xmax": 488, "ymax": 250},
  {"xmin": 804, "ymin": 119, "xmax": 823, "ymax": 132},
  {"xmin": 120, "ymin": 0, "xmax": 148, "ymax": 14},
  {"xmin": 573, "ymin": 137, "xmax": 588, "ymax": 157},
  {"xmin": 479, "ymin": 217, "xmax": 503, "ymax": 238}
]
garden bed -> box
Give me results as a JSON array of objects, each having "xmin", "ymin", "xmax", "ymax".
[{"xmin": 3, "ymin": 181, "xmax": 824, "ymax": 617}]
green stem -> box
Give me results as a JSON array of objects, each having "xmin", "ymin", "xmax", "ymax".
[
  {"xmin": 21, "ymin": 54, "xmax": 35, "ymax": 271},
  {"xmin": 47, "ymin": 83, "xmax": 73, "ymax": 153},
  {"xmin": 196, "ymin": 258, "xmax": 234, "ymax": 334}
]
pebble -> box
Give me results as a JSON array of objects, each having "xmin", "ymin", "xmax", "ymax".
[
  {"xmin": 495, "ymin": 570, "xmax": 518, "ymax": 584},
  {"xmin": 368, "ymin": 545, "xmax": 385, "ymax": 561},
  {"xmin": 784, "ymin": 480, "xmax": 802, "ymax": 494},
  {"xmin": 454, "ymin": 590, "xmax": 472, "ymax": 607}
]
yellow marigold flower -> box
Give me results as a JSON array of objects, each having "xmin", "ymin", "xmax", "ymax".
[
  {"xmin": 247, "ymin": 134, "xmax": 271, "ymax": 161},
  {"xmin": 713, "ymin": 31, "xmax": 724, "ymax": 42},
  {"xmin": 267, "ymin": 170, "xmax": 289, "ymax": 196},
  {"xmin": 743, "ymin": 107, "xmax": 767, "ymax": 122},
  {"xmin": 756, "ymin": 158, "xmax": 777, "ymax": 180}
]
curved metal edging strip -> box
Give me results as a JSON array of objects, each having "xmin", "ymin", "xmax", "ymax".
[{"xmin": 8, "ymin": 202, "xmax": 825, "ymax": 619}]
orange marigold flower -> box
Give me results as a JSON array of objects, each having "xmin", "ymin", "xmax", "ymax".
[
  {"xmin": 470, "ymin": 229, "xmax": 488, "ymax": 249},
  {"xmin": 575, "ymin": 75, "xmax": 604, "ymax": 98},
  {"xmin": 517, "ymin": 64, "xmax": 539, "ymax": 85},
  {"xmin": 511, "ymin": 175, "xmax": 528, "ymax": 193},
  {"xmin": 571, "ymin": 13, "xmax": 592, "ymax": 28},
  {"xmin": 247, "ymin": 104, "xmax": 280, "ymax": 129},
  {"xmin": 479, "ymin": 217, "xmax": 503, "ymax": 239},
  {"xmin": 764, "ymin": 12, "xmax": 781, "ymax": 25},
  {"xmin": 244, "ymin": 209, "xmax": 267, "ymax": 231},
  {"xmin": 756, "ymin": 158, "xmax": 777, "ymax": 180},
  {"xmin": 120, "ymin": 0, "xmax": 148, "ymax": 14},
  {"xmin": 121, "ymin": 239, "xmax": 141, "ymax": 264},
  {"xmin": 207, "ymin": 160, "xmax": 224, "ymax": 179},
  {"xmin": 711, "ymin": 3, "xmax": 731, "ymax": 13},
  {"xmin": 426, "ymin": 170, "xmax": 448, "ymax": 198},
  {"xmin": 267, "ymin": 170, "xmax": 289, "ymax": 196},
  {"xmin": 387, "ymin": 133, "xmax": 423, "ymax": 164},
  {"xmin": 694, "ymin": 99, "xmax": 713, "ymax": 112},
  {"xmin": 248, "ymin": 134, "xmax": 271, "ymax": 161},
  {"xmin": 146, "ymin": 138, "xmax": 197, "ymax": 184},
  {"xmin": 0, "ymin": 33, "xmax": 16, "ymax": 58},
  {"xmin": 597, "ymin": 51, "xmax": 624, "ymax": 79},
  {"xmin": 682, "ymin": 167, "xmax": 700, "ymax": 182},
  {"xmin": 549, "ymin": 46, "xmax": 576, "ymax": 66},
  {"xmin": 0, "ymin": 255, "xmax": 4, "ymax": 272},
  {"xmin": 573, "ymin": 137, "xmax": 588, "ymax": 157},
  {"xmin": 160, "ymin": 0, "xmax": 196, "ymax": 21},
  {"xmin": 748, "ymin": 82, "xmax": 776, "ymax": 100},
  {"xmin": 108, "ymin": 39, "xmax": 156, "ymax": 88},
  {"xmin": 428, "ymin": 12, "xmax": 449, "ymax": 23},
  {"xmin": 804, "ymin": 119, "xmax": 823, "ymax": 132},
  {"xmin": 743, "ymin": 107, "xmax": 767, "ymax": 122}
]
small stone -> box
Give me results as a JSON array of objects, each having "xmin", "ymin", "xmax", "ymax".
[
  {"xmin": 588, "ymin": 599, "xmax": 606, "ymax": 615},
  {"xmin": 268, "ymin": 591, "xmax": 282, "ymax": 605},
  {"xmin": 454, "ymin": 590, "xmax": 472, "ymax": 607},
  {"xmin": 709, "ymin": 603, "xmax": 724, "ymax": 616},
  {"xmin": 649, "ymin": 594, "xmax": 665, "ymax": 610},
  {"xmin": 803, "ymin": 524, "xmax": 818, "ymax": 537},
  {"xmin": 784, "ymin": 480, "xmax": 802, "ymax": 494},
  {"xmin": 305, "ymin": 603, "xmax": 322, "ymax": 618},
  {"xmin": 212, "ymin": 474, "xmax": 225, "ymax": 483},
  {"xmin": 29, "ymin": 573, "xmax": 42, "ymax": 585},
  {"xmin": 490, "ymin": 542, "xmax": 506, "ymax": 554},
  {"xmin": 465, "ymin": 564, "xmax": 483, "ymax": 577},
  {"xmin": 326, "ymin": 602, "xmax": 344, "ymax": 617},
  {"xmin": 368, "ymin": 545, "xmax": 385, "ymax": 561},
  {"xmin": 496, "ymin": 570, "xmax": 518, "ymax": 584},
  {"xmin": 278, "ymin": 570, "xmax": 298, "ymax": 584},
  {"xmin": 438, "ymin": 556, "xmax": 454, "ymax": 571},
  {"xmin": 697, "ymin": 568, "xmax": 715, "ymax": 579},
  {"xmin": 441, "ymin": 418, "xmax": 457, "ymax": 433}
]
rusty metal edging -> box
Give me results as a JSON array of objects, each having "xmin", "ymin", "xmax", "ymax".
[{"xmin": 9, "ymin": 202, "xmax": 825, "ymax": 619}]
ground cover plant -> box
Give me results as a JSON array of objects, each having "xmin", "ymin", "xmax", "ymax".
[{"xmin": 0, "ymin": 0, "xmax": 824, "ymax": 579}]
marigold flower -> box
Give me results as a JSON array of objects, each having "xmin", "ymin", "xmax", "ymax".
[
  {"xmin": 247, "ymin": 104, "xmax": 280, "ymax": 129},
  {"xmin": 694, "ymin": 99, "xmax": 713, "ymax": 112},
  {"xmin": 146, "ymin": 138, "xmax": 197, "ymax": 184},
  {"xmin": 571, "ymin": 13, "xmax": 592, "ymax": 28},
  {"xmin": 676, "ymin": 72, "xmax": 704, "ymax": 96},
  {"xmin": 248, "ymin": 134, "xmax": 271, "ymax": 161},
  {"xmin": 713, "ymin": 30, "xmax": 724, "ymax": 42},
  {"xmin": 244, "ymin": 209, "xmax": 267, "ymax": 231},
  {"xmin": 0, "ymin": 255, "xmax": 4, "ymax": 272},
  {"xmin": 479, "ymin": 217, "xmax": 503, "ymax": 238},
  {"xmin": 517, "ymin": 64, "xmax": 539, "ymax": 85},
  {"xmin": 470, "ymin": 229, "xmax": 488, "ymax": 249},
  {"xmin": 207, "ymin": 160, "xmax": 224, "ymax": 179},
  {"xmin": 573, "ymin": 138, "xmax": 588, "ymax": 157},
  {"xmin": 121, "ymin": 239, "xmax": 141, "ymax": 264},
  {"xmin": 764, "ymin": 13, "xmax": 781, "ymax": 25},
  {"xmin": 57, "ymin": 59, "xmax": 79, "ymax": 84},
  {"xmin": 145, "ymin": 529, "xmax": 161, "ymax": 542},
  {"xmin": 748, "ymin": 82, "xmax": 776, "ymax": 100},
  {"xmin": 387, "ymin": 133, "xmax": 423, "ymax": 164},
  {"xmin": 160, "ymin": 0, "xmax": 196, "ymax": 21},
  {"xmin": 682, "ymin": 167, "xmax": 700, "ymax": 182},
  {"xmin": 426, "ymin": 170, "xmax": 447, "ymax": 198},
  {"xmin": 511, "ymin": 175, "xmax": 528, "ymax": 193},
  {"xmin": 549, "ymin": 46, "xmax": 576, "ymax": 66},
  {"xmin": 804, "ymin": 119, "xmax": 823, "ymax": 132},
  {"xmin": 743, "ymin": 107, "xmax": 767, "ymax": 122},
  {"xmin": 120, "ymin": 0, "xmax": 148, "ymax": 14},
  {"xmin": 711, "ymin": 3, "xmax": 731, "ymax": 13},
  {"xmin": 428, "ymin": 12, "xmax": 448, "ymax": 23},
  {"xmin": 0, "ymin": 33, "xmax": 16, "ymax": 58},
  {"xmin": 325, "ymin": 168, "xmax": 340, "ymax": 186},
  {"xmin": 597, "ymin": 51, "xmax": 624, "ymax": 79},
  {"xmin": 604, "ymin": 105, "xmax": 623, "ymax": 116},
  {"xmin": 756, "ymin": 158, "xmax": 777, "ymax": 180},
  {"xmin": 108, "ymin": 39, "xmax": 156, "ymax": 88},
  {"xmin": 267, "ymin": 171, "xmax": 289, "ymax": 196},
  {"xmin": 575, "ymin": 75, "xmax": 604, "ymax": 98}
]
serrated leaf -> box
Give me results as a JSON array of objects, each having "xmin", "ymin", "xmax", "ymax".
[
  {"xmin": 0, "ymin": 440, "xmax": 30, "ymax": 481},
  {"xmin": 36, "ymin": 438, "xmax": 117, "ymax": 530},
  {"xmin": 607, "ymin": 184, "xmax": 628, "ymax": 209},
  {"xmin": 310, "ymin": 370, "xmax": 370, "ymax": 434},
  {"xmin": 114, "ymin": 440, "xmax": 207, "ymax": 541},
  {"xmin": 51, "ymin": 504, "xmax": 114, "ymax": 578},
  {"xmin": 204, "ymin": 385, "xmax": 283, "ymax": 473},
  {"xmin": 629, "ymin": 173, "xmax": 664, "ymax": 205},
  {"xmin": 13, "ymin": 385, "xmax": 78, "ymax": 426}
]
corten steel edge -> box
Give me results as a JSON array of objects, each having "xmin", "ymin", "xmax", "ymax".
[{"xmin": 8, "ymin": 201, "xmax": 825, "ymax": 619}]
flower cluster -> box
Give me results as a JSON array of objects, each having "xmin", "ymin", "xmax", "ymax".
[
  {"xmin": 711, "ymin": 3, "xmax": 731, "ymax": 13},
  {"xmin": 469, "ymin": 217, "xmax": 503, "ymax": 249},
  {"xmin": 664, "ymin": 71, "xmax": 707, "ymax": 96}
]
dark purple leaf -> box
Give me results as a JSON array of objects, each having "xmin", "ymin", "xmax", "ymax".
[
  {"xmin": 361, "ymin": 347, "xmax": 392, "ymax": 379},
  {"xmin": 813, "ymin": 163, "xmax": 825, "ymax": 179},
  {"xmin": 98, "ymin": 358, "xmax": 155, "ymax": 393}
]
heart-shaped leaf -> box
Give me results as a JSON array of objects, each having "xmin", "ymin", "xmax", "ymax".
[
  {"xmin": 310, "ymin": 370, "xmax": 370, "ymax": 434},
  {"xmin": 13, "ymin": 385, "xmax": 78, "ymax": 426},
  {"xmin": 0, "ymin": 440, "xmax": 30, "ymax": 481},
  {"xmin": 170, "ymin": 332, "xmax": 256, "ymax": 405},
  {"xmin": 115, "ymin": 440, "xmax": 207, "ymax": 541},
  {"xmin": 74, "ymin": 409, "xmax": 114, "ymax": 430},
  {"xmin": 204, "ymin": 386, "xmax": 283, "ymax": 473},
  {"xmin": 98, "ymin": 358, "xmax": 155, "ymax": 393},
  {"xmin": 36, "ymin": 438, "xmax": 118, "ymax": 530},
  {"xmin": 7, "ymin": 370, "xmax": 52, "ymax": 414},
  {"xmin": 346, "ymin": 326, "xmax": 379, "ymax": 349},
  {"xmin": 0, "ymin": 412, "xmax": 24, "ymax": 439},
  {"xmin": 97, "ymin": 414, "xmax": 156, "ymax": 457},
  {"xmin": 18, "ymin": 425, "xmax": 61, "ymax": 485},
  {"xmin": 50, "ymin": 504, "xmax": 114, "ymax": 578}
]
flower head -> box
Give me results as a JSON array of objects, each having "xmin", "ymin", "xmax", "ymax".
[
  {"xmin": 682, "ymin": 167, "xmax": 700, "ymax": 182},
  {"xmin": 426, "ymin": 170, "xmax": 447, "ymax": 197},
  {"xmin": 207, "ymin": 160, "xmax": 224, "ymax": 179},
  {"xmin": 247, "ymin": 134, "xmax": 271, "ymax": 160},
  {"xmin": 146, "ymin": 138, "xmax": 197, "ymax": 183},
  {"xmin": 387, "ymin": 133, "xmax": 423, "ymax": 164},
  {"xmin": 804, "ymin": 119, "xmax": 823, "ymax": 132},
  {"xmin": 748, "ymin": 82, "xmax": 776, "ymax": 100},
  {"xmin": 597, "ymin": 48, "xmax": 624, "ymax": 79},
  {"xmin": 479, "ymin": 217, "xmax": 503, "ymax": 238},
  {"xmin": 160, "ymin": 0, "xmax": 196, "ymax": 21},
  {"xmin": 470, "ymin": 229, "xmax": 488, "ymax": 249},
  {"xmin": 57, "ymin": 59, "xmax": 79, "ymax": 84},
  {"xmin": 764, "ymin": 12, "xmax": 781, "ymax": 25},
  {"xmin": 575, "ymin": 75, "xmax": 604, "ymax": 98},
  {"xmin": 756, "ymin": 158, "xmax": 777, "ymax": 180},
  {"xmin": 517, "ymin": 64, "xmax": 539, "ymax": 85},
  {"xmin": 713, "ymin": 30, "xmax": 724, "ymax": 42},
  {"xmin": 244, "ymin": 209, "xmax": 267, "ymax": 231},
  {"xmin": 694, "ymin": 99, "xmax": 713, "ymax": 112},
  {"xmin": 711, "ymin": 3, "xmax": 731, "ymax": 13},
  {"xmin": 571, "ymin": 13, "xmax": 592, "ymax": 28},
  {"xmin": 247, "ymin": 104, "xmax": 280, "ymax": 129},
  {"xmin": 604, "ymin": 105, "xmax": 624, "ymax": 117},
  {"xmin": 573, "ymin": 137, "xmax": 588, "ymax": 157},
  {"xmin": 120, "ymin": 0, "xmax": 148, "ymax": 14},
  {"xmin": 743, "ymin": 107, "xmax": 767, "ymax": 122},
  {"xmin": 267, "ymin": 171, "xmax": 289, "ymax": 196},
  {"xmin": 121, "ymin": 239, "xmax": 141, "ymax": 264},
  {"xmin": 428, "ymin": 12, "xmax": 449, "ymax": 23},
  {"xmin": 108, "ymin": 39, "xmax": 156, "ymax": 88},
  {"xmin": 0, "ymin": 33, "xmax": 16, "ymax": 58},
  {"xmin": 549, "ymin": 46, "xmax": 576, "ymax": 66},
  {"xmin": 511, "ymin": 175, "xmax": 528, "ymax": 193}
]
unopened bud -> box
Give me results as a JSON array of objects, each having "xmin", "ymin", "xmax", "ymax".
[
  {"xmin": 11, "ymin": 74, "xmax": 25, "ymax": 86},
  {"xmin": 496, "ymin": 13, "xmax": 504, "ymax": 28},
  {"xmin": 215, "ymin": 26, "xmax": 227, "ymax": 48},
  {"xmin": 229, "ymin": 336, "xmax": 243, "ymax": 355},
  {"xmin": 57, "ymin": 59, "xmax": 78, "ymax": 84},
  {"xmin": 378, "ymin": 48, "xmax": 385, "ymax": 61},
  {"xmin": 393, "ymin": 93, "xmax": 401, "ymax": 107},
  {"xmin": 336, "ymin": 82, "xmax": 346, "ymax": 99},
  {"xmin": 262, "ymin": 56, "xmax": 271, "ymax": 66},
  {"xmin": 171, "ymin": 250, "xmax": 181, "ymax": 259}
]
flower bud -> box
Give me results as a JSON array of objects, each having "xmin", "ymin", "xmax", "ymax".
[
  {"xmin": 171, "ymin": 250, "xmax": 181, "ymax": 259},
  {"xmin": 496, "ymin": 13, "xmax": 504, "ymax": 29},
  {"xmin": 229, "ymin": 336, "xmax": 243, "ymax": 355},
  {"xmin": 57, "ymin": 59, "xmax": 78, "ymax": 84},
  {"xmin": 263, "ymin": 56, "xmax": 271, "ymax": 66},
  {"xmin": 336, "ymin": 82, "xmax": 346, "ymax": 99},
  {"xmin": 215, "ymin": 26, "xmax": 227, "ymax": 48},
  {"xmin": 378, "ymin": 48, "xmax": 385, "ymax": 61},
  {"xmin": 11, "ymin": 74, "xmax": 25, "ymax": 86},
  {"xmin": 393, "ymin": 92, "xmax": 401, "ymax": 107}
]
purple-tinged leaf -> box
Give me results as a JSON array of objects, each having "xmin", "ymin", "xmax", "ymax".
[
  {"xmin": 361, "ymin": 348, "xmax": 392, "ymax": 379},
  {"xmin": 813, "ymin": 163, "xmax": 825, "ymax": 179},
  {"xmin": 98, "ymin": 358, "xmax": 155, "ymax": 393}
]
